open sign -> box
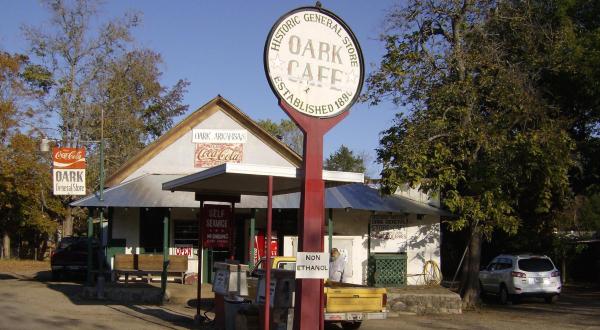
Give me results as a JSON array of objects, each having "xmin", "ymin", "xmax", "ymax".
[{"xmin": 175, "ymin": 245, "xmax": 193, "ymax": 257}]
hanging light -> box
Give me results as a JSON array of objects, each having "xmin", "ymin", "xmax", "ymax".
[{"xmin": 40, "ymin": 138, "xmax": 51, "ymax": 152}]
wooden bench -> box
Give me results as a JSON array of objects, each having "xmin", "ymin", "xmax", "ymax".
[{"xmin": 113, "ymin": 254, "xmax": 188, "ymax": 284}]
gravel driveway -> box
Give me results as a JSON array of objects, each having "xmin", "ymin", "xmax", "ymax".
[{"xmin": 1, "ymin": 262, "xmax": 599, "ymax": 330}]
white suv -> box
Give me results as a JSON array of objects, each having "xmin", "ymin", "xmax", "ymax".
[{"xmin": 479, "ymin": 254, "xmax": 562, "ymax": 304}]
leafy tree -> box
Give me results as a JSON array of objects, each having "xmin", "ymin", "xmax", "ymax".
[
  {"xmin": 482, "ymin": 0, "xmax": 600, "ymax": 194},
  {"xmin": 23, "ymin": 0, "xmax": 189, "ymax": 235},
  {"xmin": 22, "ymin": 0, "xmax": 139, "ymax": 236},
  {"xmin": 257, "ymin": 118, "xmax": 303, "ymax": 154},
  {"xmin": 87, "ymin": 49, "xmax": 189, "ymax": 179},
  {"xmin": 23, "ymin": 0, "xmax": 140, "ymax": 146},
  {"xmin": 1, "ymin": 134, "xmax": 64, "ymax": 259},
  {"xmin": 0, "ymin": 51, "xmax": 61, "ymax": 259},
  {"xmin": 0, "ymin": 52, "xmax": 52, "ymax": 142},
  {"xmin": 365, "ymin": 0, "xmax": 574, "ymax": 307},
  {"xmin": 324, "ymin": 145, "xmax": 366, "ymax": 174},
  {"xmin": 580, "ymin": 194, "xmax": 600, "ymax": 232}
]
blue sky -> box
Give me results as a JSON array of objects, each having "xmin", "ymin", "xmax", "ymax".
[{"xmin": 0, "ymin": 0, "xmax": 402, "ymax": 177}]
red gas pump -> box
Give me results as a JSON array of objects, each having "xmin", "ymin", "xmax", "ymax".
[{"xmin": 253, "ymin": 231, "xmax": 278, "ymax": 266}]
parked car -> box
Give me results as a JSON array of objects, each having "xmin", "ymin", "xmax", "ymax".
[
  {"xmin": 51, "ymin": 237, "xmax": 106, "ymax": 280},
  {"xmin": 479, "ymin": 254, "xmax": 561, "ymax": 304}
]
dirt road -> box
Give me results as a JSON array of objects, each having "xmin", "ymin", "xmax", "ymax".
[
  {"xmin": 1, "ymin": 262, "xmax": 599, "ymax": 330},
  {"xmin": 0, "ymin": 269, "xmax": 197, "ymax": 330}
]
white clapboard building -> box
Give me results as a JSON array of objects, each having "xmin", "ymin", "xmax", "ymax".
[{"xmin": 73, "ymin": 96, "xmax": 450, "ymax": 286}]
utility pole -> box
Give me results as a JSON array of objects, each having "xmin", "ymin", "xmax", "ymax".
[{"xmin": 96, "ymin": 107, "xmax": 106, "ymax": 299}]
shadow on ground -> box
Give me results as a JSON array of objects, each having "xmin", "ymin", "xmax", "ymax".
[
  {"xmin": 479, "ymin": 285, "xmax": 600, "ymax": 328},
  {"xmin": 21, "ymin": 270, "xmax": 200, "ymax": 329},
  {"xmin": 0, "ymin": 274, "xmax": 18, "ymax": 280}
]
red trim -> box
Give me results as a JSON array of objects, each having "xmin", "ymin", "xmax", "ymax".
[{"xmin": 264, "ymin": 176, "xmax": 273, "ymax": 330}]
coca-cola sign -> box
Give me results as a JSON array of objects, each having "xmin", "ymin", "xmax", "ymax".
[
  {"xmin": 194, "ymin": 143, "xmax": 243, "ymax": 168},
  {"xmin": 52, "ymin": 147, "xmax": 86, "ymax": 169}
]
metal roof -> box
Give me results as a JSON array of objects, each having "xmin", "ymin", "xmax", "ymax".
[{"xmin": 71, "ymin": 173, "xmax": 451, "ymax": 216}]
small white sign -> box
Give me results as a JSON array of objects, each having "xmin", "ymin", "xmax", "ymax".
[
  {"xmin": 295, "ymin": 252, "xmax": 329, "ymax": 279},
  {"xmin": 192, "ymin": 129, "xmax": 247, "ymax": 144},
  {"xmin": 53, "ymin": 169, "xmax": 86, "ymax": 195}
]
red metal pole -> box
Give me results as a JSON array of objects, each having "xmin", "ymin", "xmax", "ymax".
[
  {"xmin": 277, "ymin": 100, "xmax": 348, "ymax": 330},
  {"xmin": 264, "ymin": 176, "xmax": 273, "ymax": 330}
]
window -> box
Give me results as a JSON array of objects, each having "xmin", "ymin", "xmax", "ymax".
[
  {"xmin": 277, "ymin": 261, "xmax": 296, "ymax": 271},
  {"xmin": 139, "ymin": 208, "xmax": 166, "ymax": 253},
  {"xmin": 174, "ymin": 220, "xmax": 199, "ymax": 247},
  {"xmin": 518, "ymin": 258, "xmax": 554, "ymax": 272},
  {"xmin": 496, "ymin": 258, "xmax": 512, "ymax": 270}
]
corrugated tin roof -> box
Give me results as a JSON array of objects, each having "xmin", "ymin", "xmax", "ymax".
[{"xmin": 71, "ymin": 174, "xmax": 451, "ymax": 216}]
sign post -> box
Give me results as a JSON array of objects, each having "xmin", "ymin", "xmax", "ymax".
[{"xmin": 264, "ymin": 4, "xmax": 363, "ymax": 329}]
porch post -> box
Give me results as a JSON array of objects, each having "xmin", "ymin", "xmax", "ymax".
[
  {"xmin": 99, "ymin": 209, "xmax": 105, "ymax": 272},
  {"xmin": 161, "ymin": 208, "xmax": 170, "ymax": 298},
  {"xmin": 195, "ymin": 201, "xmax": 205, "ymax": 323},
  {"xmin": 328, "ymin": 209, "xmax": 333, "ymax": 252},
  {"xmin": 86, "ymin": 207, "xmax": 94, "ymax": 285},
  {"xmin": 97, "ymin": 208, "xmax": 105, "ymax": 299},
  {"xmin": 249, "ymin": 209, "xmax": 256, "ymax": 268},
  {"xmin": 230, "ymin": 202, "xmax": 235, "ymax": 260}
]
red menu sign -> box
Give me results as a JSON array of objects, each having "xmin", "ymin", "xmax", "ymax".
[{"xmin": 202, "ymin": 205, "xmax": 232, "ymax": 249}]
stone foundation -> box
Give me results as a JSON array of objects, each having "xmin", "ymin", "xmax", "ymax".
[{"xmin": 387, "ymin": 286, "xmax": 462, "ymax": 315}]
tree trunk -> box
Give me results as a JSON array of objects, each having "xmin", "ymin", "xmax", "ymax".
[
  {"xmin": 40, "ymin": 235, "xmax": 49, "ymax": 261},
  {"xmin": 459, "ymin": 227, "xmax": 482, "ymax": 309},
  {"xmin": 2, "ymin": 232, "xmax": 9, "ymax": 259},
  {"xmin": 63, "ymin": 206, "xmax": 73, "ymax": 237}
]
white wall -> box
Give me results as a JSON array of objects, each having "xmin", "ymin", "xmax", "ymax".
[
  {"xmin": 124, "ymin": 109, "xmax": 296, "ymax": 182},
  {"xmin": 282, "ymin": 210, "xmax": 441, "ymax": 286},
  {"xmin": 405, "ymin": 215, "xmax": 441, "ymax": 285},
  {"xmin": 111, "ymin": 207, "xmax": 139, "ymax": 254},
  {"xmin": 394, "ymin": 184, "xmax": 440, "ymax": 208}
]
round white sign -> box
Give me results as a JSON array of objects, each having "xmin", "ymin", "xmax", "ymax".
[{"xmin": 265, "ymin": 7, "xmax": 364, "ymax": 118}]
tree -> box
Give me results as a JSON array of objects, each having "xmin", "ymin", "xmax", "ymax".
[
  {"xmin": 257, "ymin": 118, "xmax": 303, "ymax": 154},
  {"xmin": 88, "ymin": 49, "xmax": 189, "ymax": 180},
  {"xmin": 324, "ymin": 145, "xmax": 366, "ymax": 174},
  {"xmin": 23, "ymin": 0, "xmax": 189, "ymax": 235},
  {"xmin": 0, "ymin": 51, "xmax": 60, "ymax": 259},
  {"xmin": 364, "ymin": 0, "xmax": 574, "ymax": 307},
  {"xmin": 23, "ymin": 0, "xmax": 139, "ymax": 236},
  {"xmin": 1, "ymin": 134, "xmax": 64, "ymax": 259}
]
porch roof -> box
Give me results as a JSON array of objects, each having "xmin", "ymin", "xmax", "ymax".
[
  {"xmin": 71, "ymin": 173, "xmax": 451, "ymax": 216},
  {"xmin": 161, "ymin": 163, "xmax": 364, "ymax": 196}
]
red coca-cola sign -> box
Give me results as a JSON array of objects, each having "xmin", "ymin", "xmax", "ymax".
[
  {"xmin": 52, "ymin": 147, "xmax": 86, "ymax": 169},
  {"xmin": 194, "ymin": 143, "xmax": 243, "ymax": 168}
]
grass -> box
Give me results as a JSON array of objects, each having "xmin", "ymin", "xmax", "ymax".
[{"xmin": 0, "ymin": 259, "xmax": 50, "ymax": 273}]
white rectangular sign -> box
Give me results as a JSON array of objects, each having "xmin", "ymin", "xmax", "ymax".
[
  {"xmin": 295, "ymin": 252, "xmax": 329, "ymax": 279},
  {"xmin": 53, "ymin": 169, "xmax": 86, "ymax": 195},
  {"xmin": 192, "ymin": 129, "xmax": 247, "ymax": 144}
]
